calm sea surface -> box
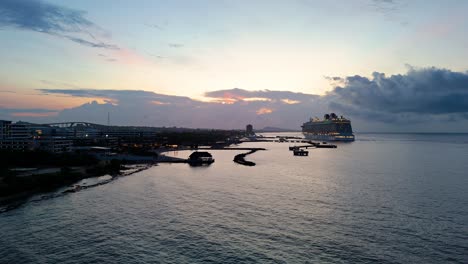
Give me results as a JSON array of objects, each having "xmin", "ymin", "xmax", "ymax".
[{"xmin": 1, "ymin": 133, "xmax": 467, "ymax": 263}]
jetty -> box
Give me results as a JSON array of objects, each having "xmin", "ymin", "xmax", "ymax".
[
  {"xmin": 233, "ymin": 149, "xmax": 259, "ymax": 166},
  {"xmin": 288, "ymin": 142, "xmax": 337, "ymax": 149},
  {"xmin": 197, "ymin": 147, "xmax": 266, "ymax": 151},
  {"xmin": 157, "ymin": 147, "xmax": 265, "ymax": 166}
]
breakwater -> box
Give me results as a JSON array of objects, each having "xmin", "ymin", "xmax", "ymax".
[
  {"xmin": 233, "ymin": 149, "xmax": 259, "ymax": 166},
  {"xmin": 198, "ymin": 147, "xmax": 266, "ymax": 151}
]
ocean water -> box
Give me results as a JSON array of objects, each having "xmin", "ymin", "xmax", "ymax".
[{"xmin": 1, "ymin": 133, "xmax": 467, "ymax": 263}]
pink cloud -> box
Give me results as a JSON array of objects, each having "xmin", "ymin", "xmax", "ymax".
[
  {"xmin": 151, "ymin": 100, "xmax": 170, "ymax": 105},
  {"xmin": 112, "ymin": 48, "xmax": 154, "ymax": 66},
  {"xmin": 281, "ymin": 99, "xmax": 300, "ymax": 104},
  {"xmin": 256, "ymin": 107, "xmax": 273, "ymax": 115}
]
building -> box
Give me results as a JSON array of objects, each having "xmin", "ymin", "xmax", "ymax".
[
  {"xmin": 9, "ymin": 122, "xmax": 33, "ymax": 139},
  {"xmin": 0, "ymin": 121, "xmax": 74, "ymax": 152},
  {"xmin": 0, "ymin": 139, "xmax": 35, "ymax": 151},
  {"xmin": 35, "ymin": 138, "xmax": 73, "ymax": 153},
  {"xmin": 246, "ymin": 124, "xmax": 254, "ymax": 136},
  {"xmin": 0, "ymin": 120, "xmax": 12, "ymax": 139},
  {"xmin": 0, "ymin": 120, "xmax": 35, "ymax": 151}
]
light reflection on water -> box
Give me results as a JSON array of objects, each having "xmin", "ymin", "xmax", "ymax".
[{"xmin": 0, "ymin": 133, "xmax": 467, "ymax": 263}]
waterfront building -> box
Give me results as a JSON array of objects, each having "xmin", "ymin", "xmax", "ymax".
[
  {"xmin": 35, "ymin": 138, "xmax": 73, "ymax": 153},
  {"xmin": 0, "ymin": 121, "xmax": 35, "ymax": 151},
  {"xmin": 246, "ymin": 124, "xmax": 254, "ymax": 136},
  {"xmin": 0, "ymin": 120, "xmax": 12, "ymax": 139},
  {"xmin": 0, "ymin": 139, "xmax": 35, "ymax": 151},
  {"xmin": 9, "ymin": 123, "xmax": 33, "ymax": 139},
  {"xmin": 0, "ymin": 121, "xmax": 72, "ymax": 152}
]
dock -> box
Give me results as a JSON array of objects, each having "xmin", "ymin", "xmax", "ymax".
[
  {"xmin": 197, "ymin": 147, "xmax": 266, "ymax": 151},
  {"xmin": 233, "ymin": 149, "xmax": 258, "ymax": 166},
  {"xmin": 288, "ymin": 142, "xmax": 337, "ymax": 149},
  {"xmin": 293, "ymin": 149, "xmax": 309, "ymax": 156}
]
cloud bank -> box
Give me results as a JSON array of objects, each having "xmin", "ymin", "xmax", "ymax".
[
  {"xmin": 4, "ymin": 67, "xmax": 468, "ymax": 132},
  {"xmin": 0, "ymin": 0, "xmax": 118, "ymax": 49},
  {"xmin": 327, "ymin": 67, "xmax": 468, "ymax": 123},
  {"xmin": 31, "ymin": 88, "xmax": 325, "ymax": 129}
]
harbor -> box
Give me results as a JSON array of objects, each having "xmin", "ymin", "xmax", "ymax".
[
  {"xmin": 157, "ymin": 138, "xmax": 338, "ymax": 165},
  {"xmin": 1, "ymin": 0, "xmax": 465, "ymax": 262},
  {"xmin": 3, "ymin": 132, "xmax": 466, "ymax": 264}
]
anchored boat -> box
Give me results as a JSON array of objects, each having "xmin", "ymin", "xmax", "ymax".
[{"xmin": 188, "ymin": 151, "xmax": 214, "ymax": 166}]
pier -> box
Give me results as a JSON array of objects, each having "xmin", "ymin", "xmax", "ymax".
[
  {"xmin": 197, "ymin": 147, "xmax": 266, "ymax": 151},
  {"xmin": 233, "ymin": 149, "xmax": 259, "ymax": 166},
  {"xmin": 157, "ymin": 147, "xmax": 266, "ymax": 166},
  {"xmin": 286, "ymin": 141, "xmax": 337, "ymax": 149}
]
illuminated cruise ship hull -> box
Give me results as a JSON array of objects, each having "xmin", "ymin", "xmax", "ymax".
[{"xmin": 303, "ymin": 133, "xmax": 355, "ymax": 142}]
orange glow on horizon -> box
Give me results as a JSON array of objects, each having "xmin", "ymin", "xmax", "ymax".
[
  {"xmin": 11, "ymin": 112, "xmax": 58, "ymax": 117},
  {"xmin": 0, "ymin": 92, "xmax": 113, "ymax": 110},
  {"xmin": 243, "ymin": 97, "xmax": 272, "ymax": 102},
  {"xmin": 151, "ymin": 100, "xmax": 170, "ymax": 105},
  {"xmin": 281, "ymin": 99, "xmax": 300, "ymax": 104}
]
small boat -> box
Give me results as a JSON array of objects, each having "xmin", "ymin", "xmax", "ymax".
[
  {"xmin": 289, "ymin": 146, "xmax": 298, "ymax": 151},
  {"xmin": 188, "ymin": 151, "xmax": 215, "ymax": 166},
  {"xmin": 293, "ymin": 149, "xmax": 308, "ymax": 156}
]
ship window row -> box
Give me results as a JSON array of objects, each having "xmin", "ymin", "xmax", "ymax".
[{"xmin": 303, "ymin": 123, "xmax": 353, "ymax": 133}]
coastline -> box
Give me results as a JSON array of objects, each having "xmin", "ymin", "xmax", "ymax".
[
  {"xmin": 0, "ymin": 143, "xmax": 263, "ymax": 212},
  {"xmin": 0, "ymin": 148, "xmax": 204, "ymax": 208},
  {"xmin": 0, "ymin": 162, "xmax": 155, "ymax": 212}
]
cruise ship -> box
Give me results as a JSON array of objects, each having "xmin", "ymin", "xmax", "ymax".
[{"xmin": 301, "ymin": 113, "xmax": 355, "ymax": 141}]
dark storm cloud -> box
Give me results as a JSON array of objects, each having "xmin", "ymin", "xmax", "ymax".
[
  {"xmin": 328, "ymin": 67, "xmax": 468, "ymax": 114},
  {"xmin": 326, "ymin": 67, "xmax": 468, "ymax": 123},
  {"xmin": 0, "ymin": 0, "xmax": 118, "ymax": 49}
]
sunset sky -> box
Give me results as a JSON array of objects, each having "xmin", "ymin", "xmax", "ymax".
[{"xmin": 1, "ymin": 0, "xmax": 468, "ymax": 131}]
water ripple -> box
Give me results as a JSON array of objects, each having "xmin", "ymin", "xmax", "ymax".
[{"xmin": 1, "ymin": 134, "xmax": 468, "ymax": 263}]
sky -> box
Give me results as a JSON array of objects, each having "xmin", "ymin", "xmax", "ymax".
[{"xmin": 0, "ymin": 0, "xmax": 467, "ymax": 131}]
